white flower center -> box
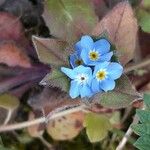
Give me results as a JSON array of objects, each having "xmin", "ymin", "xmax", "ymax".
[{"xmin": 75, "ymin": 73, "xmax": 89, "ymax": 85}]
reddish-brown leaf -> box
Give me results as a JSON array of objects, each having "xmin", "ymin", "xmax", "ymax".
[
  {"xmin": 0, "ymin": 42, "xmax": 31, "ymax": 68},
  {"xmin": 92, "ymin": 1, "xmax": 138, "ymax": 65}
]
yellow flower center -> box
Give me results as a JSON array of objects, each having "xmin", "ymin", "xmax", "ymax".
[
  {"xmin": 75, "ymin": 59, "xmax": 83, "ymax": 66},
  {"xmin": 89, "ymin": 51, "xmax": 99, "ymax": 61},
  {"xmin": 96, "ymin": 70, "xmax": 107, "ymax": 81}
]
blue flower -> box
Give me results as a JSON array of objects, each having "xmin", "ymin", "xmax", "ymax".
[
  {"xmin": 91, "ymin": 62, "xmax": 123, "ymax": 93},
  {"xmin": 61, "ymin": 65, "xmax": 93, "ymax": 98},
  {"xmin": 69, "ymin": 41, "xmax": 83, "ymax": 68},
  {"xmin": 79, "ymin": 35, "xmax": 113, "ymax": 66}
]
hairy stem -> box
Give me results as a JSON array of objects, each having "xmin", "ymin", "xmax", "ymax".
[
  {"xmin": 124, "ymin": 58, "xmax": 150, "ymax": 73},
  {"xmin": 0, "ymin": 105, "xmax": 87, "ymax": 132}
]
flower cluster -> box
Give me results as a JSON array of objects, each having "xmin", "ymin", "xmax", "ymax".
[{"xmin": 61, "ymin": 35, "xmax": 123, "ymax": 99}]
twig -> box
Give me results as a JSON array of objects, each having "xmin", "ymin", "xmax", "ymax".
[
  {"xmin": 116, "ymin": 115, "xmax": 139, "ymax": 150},
  {"xmin": 38, "ymin": 136, "xmax": 54, "ymax": 150},
  {"xmin": 124, "ymin": 58, "xmax": 150, "ymax": 73},
  {"xmin": 0, "ymin": 105, "xmax": 87, "ymax": 132}
]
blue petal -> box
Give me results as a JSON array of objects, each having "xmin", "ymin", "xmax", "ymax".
[
  {"xmin": 80, "ymin": 35, "xmax": 94, "ymax": 50},
  {"xmin": 80, "ymin": 85, "xmax": 93, "ymax": 98},
  {"xmin": 61, "ymin": 67, "xmax": 76, "ymax": 79},
  {"xmin": 69, "ymin": 81, "xmax": 80, "ymax": 98},
  {"xmin": 94, "ymin": 39, "xmax": 110, "ymax": 54},
  {"xmin": 93, "ymin": 62, "xmax": 110, "ymax": 76},
  {"xmin": 100, "ymin": 51, "xmax": 113, "ymax": 61},
  {"xmin": 100, "ymin": 78, "xmax": 115, "ymax": 92},
  {"xmin": 80, "ymin": 48, "xmax": 91, "ymax": 65},
  {"xmin": 69, "ymin": 54, "xmax": 77, "ymax": 68},
  {"xmin": 91, "ymin": 78, "xmax": 101, "ymax": 93},
  {"xmin": 74, "ymin": 41, "xmax": 82, "ymax": 55},
  {"xmin": 107, "ymin": 63, "xmax": 123, "ymax": 79},
  {"xmin": 74, "ymin": 65, "xmax": 92, "ymax": 76}
]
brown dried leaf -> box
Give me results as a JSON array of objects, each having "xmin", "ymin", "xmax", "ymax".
[
  {"xmin": 28, "ymin": 87, "xmax": 85, "ymax": 140},
  {"xmin": 47, "ymin": 111, "xmax": 84, "ymax": 140},
  {"xmin": 92, "ymin": 1, "xmax": 138, "ymax": 65},
  {"xmin": 28, "ymin": 87, "xmax": 81, "ymax": 113},
  {"xmin": 0, "ymin": 42, "xmax": 31, "ymax": 68}
]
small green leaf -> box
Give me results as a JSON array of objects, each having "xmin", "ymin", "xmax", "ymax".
[
  {"xmin": 40, "ymin": 68, "xmax": 69, "ymax": 92},
  {"xmin": 84, "ymin": 113, "xmax": 112, "ymax": 143},
  {"xmin": 0, "ymin": 93, "xmax": 19, "ymax": 110},
  {"xmin": 93, "ymin": 75, "xmax": 141, "ymax": 109}
]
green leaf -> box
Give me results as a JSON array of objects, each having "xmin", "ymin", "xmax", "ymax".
[
  {"xmin": 0, "ymin": 93, "xmax": 19, "ymax": 110},
  {"xmin": 43, "ymin": 0, "xmax": 98, "ymax": 42},
  {"xmin": 132, "ymin": 94, "xmax": 150, "ymax": 150},
  {"xmin": 32, "ymin": 36, "xmax": 69, "ymax": 67},
  {"xmin": 84, "ymin": 113, "xmax": 112, "ymax": 143},
  {"xmin": 137, "ymin": 9, "xmax": 150, "ymax": 33},
  {"xmin": 132, "ymin": 123, "xmax": 150, "ymax": 136},
  {"xmin": 136, "ymin": 109, "xmax": 150, "ymax": 123},
  {"xmin": 40, "ymin": 68, "xmax": 69, "ymax": 92},
  {"xmin": 143, "ymin": 93, "xmax": 150, "ymax": 110},
  {"xmin": 0, "ymin": 93, "xmax": 19, "ymax": 124},
  {"xmin": 143, "ymin": 0, "xmax": 150, "ymax": 8},
  {"xmin": 134, "ymin": 135, "xmax": 150, "ymax": 150},
  {"xmin": 93, "ymin": 75, "xmax": 141, "ymax": 109}
]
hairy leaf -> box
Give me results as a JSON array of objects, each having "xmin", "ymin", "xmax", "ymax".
[
  {"xmin": 132, "ymin": 94, "xmax": 150, "ymax": 150},
  {"xmin": 84, "ymin": 113, "xmax": 112, "ymax": 142},
  {"xmin": 32, "ymin": 36, "xmax": 69, "ymax": 67},
  {"xmin": 40, "ymin": 68, "xmax": 69, "ymax": 92},
  {"xmin": 93, "ymin": 75, "xmax": 141, "ymax": 109},
  {"xmin": 92, "ymin": 1, "xmax": 138, "ymax": 65},
  {"xmin": 134, "ymin": 135, "xmax": 150, "ymax": 150},
  {"xmin": 43, "ymin": 0, "xmax": 98, "ymax": 42}
]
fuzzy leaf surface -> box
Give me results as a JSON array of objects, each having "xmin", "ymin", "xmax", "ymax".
[{"xmin": 92, "ymin": 1, "xmax": 138, "ymax": 65}]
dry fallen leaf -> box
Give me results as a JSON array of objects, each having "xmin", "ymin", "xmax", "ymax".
[
  {"xmin": 28, "ymin": 87, "xmax": 85, "ymax": 140},
  {"xmin": 47, "ymin": 111, "xmax": 84, "ymax": 140},
  {"xmin": 92, "ymin": 1, "xmax": 138, "ymax": 65},
  {"xmin": 0, "ymin": 42, "xmax": 31, "ymax": 68}
]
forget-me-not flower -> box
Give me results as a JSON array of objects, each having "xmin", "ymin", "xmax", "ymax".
[
  {"xmin": 61, "ymin": 65, "xmax": 93, "ymax": 98},
  {"xmin": 79, "ymin": 35, "xmax": 113, "ymax": 66},
  {"xmin": 91, "ymin": 62, "xmax": 123, "ymax": 93},
  {"xmin": 69, "ymin": 41, "xmax": 83, "ymax": 68}
]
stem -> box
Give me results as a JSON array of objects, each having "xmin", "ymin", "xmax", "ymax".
[
  {"xmin": 38, "ymin": 136, "xmax": 53, "ymax": 150},
  {"xmin": 124, "ymin": 58, "xmax": 150, "ymax": 73},
  {"xmin": 116, "ymin": 115, "xmax": 139, "ymax": 150},
  {"xmin": 0, "ymin": 105, "xmax": 87, "ymax": 132},
  {"xmin": 4, "ymin": 110, "xmax": 12, "ymax": 125}
]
